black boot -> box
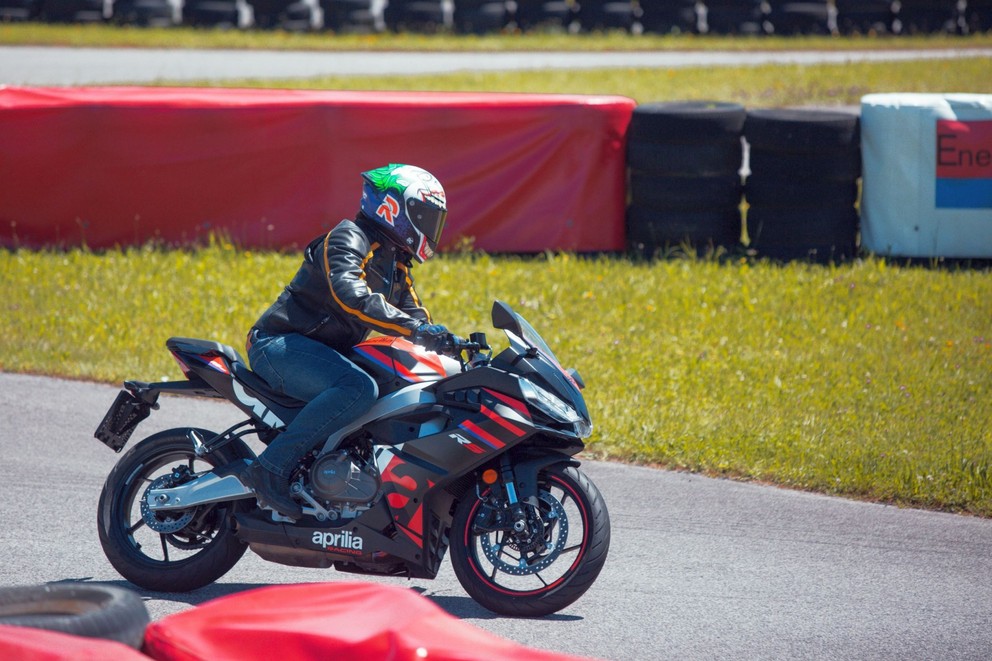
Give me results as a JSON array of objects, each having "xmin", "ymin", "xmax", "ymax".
[{"xmin": 240, "ymin": 462, "xmax": 302, "ymax": 519}]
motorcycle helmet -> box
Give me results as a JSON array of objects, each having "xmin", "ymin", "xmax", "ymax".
[{"xmin": 360, "ymin": 164, "xmax": 448, "ymax": 263}]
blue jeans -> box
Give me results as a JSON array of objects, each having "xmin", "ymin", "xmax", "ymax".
[{"xmin": 247, "ymin": 331, "xmax": 378, "ymax": 479}]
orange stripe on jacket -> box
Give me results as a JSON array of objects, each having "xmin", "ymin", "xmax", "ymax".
[{"xmin": 323, "ymin": 233, "xmax": 414, "ymax": 337}]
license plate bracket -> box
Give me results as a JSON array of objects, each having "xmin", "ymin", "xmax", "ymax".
[{"xmin": 94, "ymin": 390, "xmax": 153, "ymax": 452}]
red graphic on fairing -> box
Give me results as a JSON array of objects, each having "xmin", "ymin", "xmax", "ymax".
[
  {"xmin": 483, "ymin": 388, "xmax": 530, "ymax": 420},
  {"xmin": 456, "ymin": 400, "xmax": 529, "ymax": 451},
  {"xmin": 178, "ymin": 353, "xmax": 232, "ymax": 376},
  {"xmin": 377, "ymin": 450, "xmax": 430, "ymax": 548},
  {"xmin": 354, "ymin": 337, "xmax": 447, "ymax": 383}
]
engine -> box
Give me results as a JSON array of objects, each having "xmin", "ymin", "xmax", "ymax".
[{"xmin": 303, "ymin": 450, "xmax": 381, "ymax": 521}]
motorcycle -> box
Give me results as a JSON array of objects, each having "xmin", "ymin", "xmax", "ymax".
[{"xmin": 94, "ymin": 301, "xmax": 610, "ymax": 616}]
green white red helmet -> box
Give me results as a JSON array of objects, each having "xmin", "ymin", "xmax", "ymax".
[{"xmin": 360, "ymin": 164, "xmax": 448, "ymax": 263}]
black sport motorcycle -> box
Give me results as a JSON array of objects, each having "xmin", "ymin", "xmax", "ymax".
[{"xmin": 94, "ymin": 301, "xmax": 610, "ymax": 616}]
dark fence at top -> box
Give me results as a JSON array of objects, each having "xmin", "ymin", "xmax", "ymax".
[{"xmin": 0, "ymin": 0, "xmax": 988, "ymax": 35}]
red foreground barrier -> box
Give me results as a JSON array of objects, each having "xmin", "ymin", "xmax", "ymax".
[
  {"xmin": 142, "ymin": 582, "xmax": 594, "ymax": 661},
  {"xmin": 0, "ymin": 87, "xmax": 634, "ymax": 253},
  {"xmin": 0, "ymin": 583, "xmax": 596, "ymax": 660},
  {"xmin": 0, "ymin": 624, "xmax": 149, "ymax": 660}
]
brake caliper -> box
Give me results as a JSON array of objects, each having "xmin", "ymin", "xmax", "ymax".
[{"xmin": 139, "ymin": 466, "xmax": 196, "ymax": 534}]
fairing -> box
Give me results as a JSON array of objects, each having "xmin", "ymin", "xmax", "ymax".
[{"xmin": 351, "ymin": 336, "xmax": 461, "ymax": 396}]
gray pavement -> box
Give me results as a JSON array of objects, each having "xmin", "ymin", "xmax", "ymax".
[
  {"xmin": 2, "ymin": 45, "xmax": 991, "ymax": 85},
  {"xmin": 3, "ymin": 371, "xmax": 992, "ymax": 659}
]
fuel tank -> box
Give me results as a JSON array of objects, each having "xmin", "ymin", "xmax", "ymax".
[{"xmin": 350, "ymin": 337, "xmax": 461, "ymax": 396}]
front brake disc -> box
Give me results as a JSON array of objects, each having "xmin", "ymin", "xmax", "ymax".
[{"xmin": 479, "ymin": 492, "xmax": 569, "ymax": 575}]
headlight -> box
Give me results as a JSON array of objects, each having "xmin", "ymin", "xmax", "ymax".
[{"xmin": 520, "ymin": 380, "xmax": 592, "ymax": 438}]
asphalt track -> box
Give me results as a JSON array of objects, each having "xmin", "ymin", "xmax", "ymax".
[
  {"xmin": 2, "ymin": 45, "xmax": 992, "ymax": 85},
  {"xmin": 2, "ymin": 372, "xmax": 992, "ymax": 660}
]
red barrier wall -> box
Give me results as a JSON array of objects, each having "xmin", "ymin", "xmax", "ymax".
[{"xmin": 0, "ymin": 87, "xmax": 635, "ymax": 252}]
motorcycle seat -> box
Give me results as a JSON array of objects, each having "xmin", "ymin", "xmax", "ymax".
[
  {"xmin": 167, "ymin": 337, "xmax": 244, "ymax": 365},
  {"xmin": 166, "ymin": 337, "xmax": 305, "ymax": 409}
]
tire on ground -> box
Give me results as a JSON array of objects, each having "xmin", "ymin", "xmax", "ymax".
[
  {"xmin": 746, "ymin": 205, "xmax": 859, "ymax": 262},
  {"xmin": 0, "ymin": 583, "xmax": 149, "ymax": 649},
  {"xmin": 628, "ymin": 205, "xmax": 743, "ymax": 253}
]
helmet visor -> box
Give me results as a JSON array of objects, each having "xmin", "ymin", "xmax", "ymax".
[{"xmin": 406, "ymin": 198, "xmax": 447, "ymax": 247}]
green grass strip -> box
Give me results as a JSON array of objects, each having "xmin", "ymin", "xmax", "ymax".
[{"xmin": 2, "ymin": 244, "xmax": 990, "ymax": 514}]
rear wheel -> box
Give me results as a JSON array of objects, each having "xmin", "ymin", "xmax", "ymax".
[
  {"xmin": 97, "ymin": 429, "xmax": 252, "ymax": 592},
  {"xmin": 450, "ymin": 464, "xmax": 610, "ymax": 617}
]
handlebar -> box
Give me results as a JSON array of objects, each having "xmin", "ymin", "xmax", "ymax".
[{"xmin": 441, "ymin": 332, "xmax": 490, "ymax": 360}]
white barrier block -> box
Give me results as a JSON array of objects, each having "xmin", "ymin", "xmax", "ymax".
[{"xmin": 861, "ymin": 93, "xmax": 992, "ymax": 258}]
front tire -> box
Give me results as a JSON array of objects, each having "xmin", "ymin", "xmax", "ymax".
[
  {"xmin": 97, "ymin": 428, "xmax": 252, "ymax": 592},
  {"xmin": 450, "ymin": 464, "xmax": 610, "ymax": 617}
]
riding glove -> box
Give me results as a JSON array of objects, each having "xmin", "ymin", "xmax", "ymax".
[{"xmin": 413, "ymin": 323, "xmax": 451, "ymax": 352}]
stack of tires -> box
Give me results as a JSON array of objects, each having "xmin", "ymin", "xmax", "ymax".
[
  {"xmin": 960, "ymin": 0, "xmax": 992, "ymax": 33},
  {"xmin": 636, "ymin": 0, "xmax": 700, "ymax": 33},
  {"xmin": 893, "ymin": 0, "xmax": 961, "ymax": 33},
  {"xmin": 626, "ymin": 101, "xmax": 746, "ymax": 256},
  {"xmin": 699, "ymin": 0, "xmax": 768, "ymax": 34},
  {"xmin": 763, "ymin": 0, "xmax": 834, "ymax": 34},
  {"xmin": 743, "ymin": 108, "xmax": 861, "ymax": 262},
  {"xmin": 453, "ymin": 0, "xmax": 511, "ymax": 32},
  {"xmin": 577, "ymin": 0, "xmax": 641, "ymax": 32},
  {"xmin": 512, "ymin": 0, "xmax": 579, "ymax": 31},
  {"xmin": 833, "ymin": 0, "xmax": 896, "ymax": 34}
]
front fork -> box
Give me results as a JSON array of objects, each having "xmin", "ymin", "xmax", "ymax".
[
  {"xmin": 499, "ymin": 456, "xmax": 531, "ymax": 536},
  {"xmin": 475, "ymin": 453, "xmax": 580, "ymax": 541}
]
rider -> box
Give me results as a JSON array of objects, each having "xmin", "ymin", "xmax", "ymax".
[{"xmin": 241, "ymin": 164, "xmax": 453, "ymax": 518}]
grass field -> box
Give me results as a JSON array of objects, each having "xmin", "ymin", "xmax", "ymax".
[{"xmin": 2, "ymin": 25, "xmax": 991, "ymax": 515}]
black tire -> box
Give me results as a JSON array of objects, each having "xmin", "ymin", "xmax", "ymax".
[
  {"xmin": 764, "ymin": 1, "xmax": 833, "ymax": 35},
  {"xmin": 631, "ymin": 172, "xmax": 743, "ymax": 211},
  {"xmin": 97, "ymin": 428, "xmax": 253, "ymax": 593},
  {"xmin": 744, "ymin": 108, "xmax": 860, "ymax": 153},
  {"xmin": 579, "ymin": 0, "xmax": 639, "ymax": 31},
  {"xmin": 748, "ymin": 146, "xmax": 862, "ymax": 181},
  {"xmin": 453, "ymin": 1, "xmax": 508, "ymax": 33},
  {"xmin": 629, "ymin": 101, "xmax": 746, "ymax": 144},
  {"xmin": 450, "ymin": 464, "xmax": 610, "ymax": 617},
  {"xmin": 700, "ymin": 0, "xmax": 767, "ymax": 34},
  {"xmin": 895, "ymin": 0, "xmax": 958, "ymax": 34},
  {"xmin": 0, "ymin": 583, "xmax": 149, "ymax": 648},
  {"xmin": 637, "ymin": 0, "xmax": 699, "ymax": 33},
  {"xmin": 628, "ymin": 205, "xmax": 743, "ymax": 251},
  {"xmin": 833, "ymin": 0, "xmax": 895, "ymax": 34},
  {"xmin": 745, "ymin": 175, "xmax": 858, "ymax": 209},
  {"xmin": 747, "ymin": 205, "xmax": 859, "ymax": 262},
  {"xmin": 628, "ymin": 140, "xmax": 744, "ymax": 177}
]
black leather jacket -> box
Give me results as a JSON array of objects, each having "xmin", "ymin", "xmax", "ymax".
[{"xmin": 253, "ymin": 217, "xmax": 431, "ymax": 352}]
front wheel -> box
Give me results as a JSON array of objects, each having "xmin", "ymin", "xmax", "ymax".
[
  {"xmin": 450, "ymin": 464, "xmax": 610, "ymax": 617},
  {"xmin": 97, "ymin": 428, "xmax": 252, "ymax": 592}
]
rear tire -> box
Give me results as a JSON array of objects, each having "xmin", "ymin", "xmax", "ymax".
[
  {"xmin": 97, "ymin": 429, "xmax": 252, "ymax": 592},
  {"xmin": 450, "ymin": 464, "xmax": 610, "ymax": 617}
]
